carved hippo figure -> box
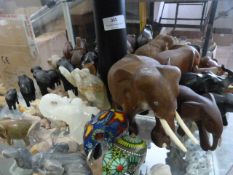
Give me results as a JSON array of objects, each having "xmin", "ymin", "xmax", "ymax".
[
  {"xmin": 56, "ymin": 58, "xmax": 78, "ymax": 95},
  {"xmin": 108, "ymin": 54, "xmax": 198, "ymax": 152},
  {"xmin": 177, "ymin": 85, "xmax": 223, "ymax": 151},
  {"xmin": 212, "ymin": 93, "xmax": 233, "ymax": 126},
  {"xmin": 18, "ymin": 75, "xmax": 36, "ymax": 107},
  {"xmin": 0, "ymin": 118, "xmax": 35, "ymax": 145},
  {"xmin": 5, "ymin": 89, "xmax": 19, "ymax": 110},
  {"xmin": 2, "ymin": 147, "xmax": 93, "ymax": 175}
]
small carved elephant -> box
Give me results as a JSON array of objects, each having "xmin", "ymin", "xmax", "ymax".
[
  {"xmin": 18, "ymin": 75, "xmax": 36, "ymax": 107},
  {"xmin": 180, "ymin": 71, "xmax": 225, "ymax": 94},
  {"xmin": 5, "ymin": 89, "xmax": 19, "ymax": 110}
]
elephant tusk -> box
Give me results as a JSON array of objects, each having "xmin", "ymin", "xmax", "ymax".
[
  {"xmin": 162, "ymin": 143, "xmax": 167, "ymax": 148},
  {"xmin": 175, "ymin": 112, "xmax": 199, "ymax": 145},
  {"xmin": 87, "ymin": 149, "xmax": 93, "ymax": 162},
  {"xmin": 160, "ymin": 119, "xmax": 187, "ymax": 152}
]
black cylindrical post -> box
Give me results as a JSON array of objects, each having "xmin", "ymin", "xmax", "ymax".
[
  {"xmin": 202, "ymin": 0, "xmax": 218, "ymax": 57},
  {"xmin": 92, "ymin": 0, "xmax": 127, "ymax": 86}
]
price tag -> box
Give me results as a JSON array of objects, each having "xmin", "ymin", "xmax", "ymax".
[{"xmin": 103, "ymin": 15, "xmax": 126, "ymax": 31}]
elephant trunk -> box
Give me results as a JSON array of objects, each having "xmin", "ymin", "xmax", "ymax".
[
  {"xmin": 197, "ymin": 121, "xmax": 220, "ymax": 151},
  {"xmin": 197, "ymin": 121, "xmax": 210, "ymax": 151},
  {"xmin": 210, "ymin": 134, "xmax": 220, "ymax": 151}
]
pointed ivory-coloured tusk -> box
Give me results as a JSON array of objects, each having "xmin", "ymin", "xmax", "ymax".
[
  {"xmin": 175, "ymin": 111, "xmax": 199, "ymax": 145},
  {"xmin": 162, "ymin": 143, "xmax": 167, "ymax": 148},
  {"xmin": 160, "ymin": 119, "xmax": 187, "ymax": 152}
]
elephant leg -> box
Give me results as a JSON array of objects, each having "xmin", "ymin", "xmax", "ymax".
[
  {"xmin": 219, "ymin": 105, "xmax": 227, "ymax": 126},
  {"xmin": 50, "ymin": 84, "xmax": 55, "ymax": 90},
  {"xmin": 22, "ymin": 94, "xmax": 30, "ymax": 107},
  {"xmin": 222, "ymin": 114, "xmax": 228, "ymax": 126},
  {"xmin": 25, "ymin": 97, "xmax": 30, "ymax": 107},
  {"xmin": 40, "ymin": 87, "xmax": 48, "ymax": 96},
  {"xmin": 73, "ymin": 88, "xmax": 78, "ymax": 96},
  {"xmin": 6, "ymin": 101, "xmax": 12, "ymax": 110},
  {"xmin": 16, "ymin": 97, "xmax": 19, "ymax": 104},
  {"xmin": 7, "ymin": 137, "xmax": 13, "ymax": 145},
  {"xmin": 13, "ymin": 103, "xmax": 16, "ymax": 110},
  {"xmin": 32, "ymin": 93, "xmax": 36, "ymax": 101}
]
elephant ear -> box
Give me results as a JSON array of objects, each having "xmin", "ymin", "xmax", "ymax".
[
  {"xmin": 160, "ymin": 65, "xmax": 181, "ymax": 85},
  {"xmin": 158, "ymin": 65, "xmax": 181, "ymax": 96},
  {"xmin": 59, "ymin": 66, "xmax": 76, "ymax": 87},
  {"xmin": 180, "ymin": 101, "xmax": 202, "ymax": 121}
]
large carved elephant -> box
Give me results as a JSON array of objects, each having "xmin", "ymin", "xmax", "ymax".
[
  {"xmin": 177, "ymin": 85, "xmax": 223, "ymax": 151},
  {"xmin": 108, "ymin": 54, "xmax": 198, "ymax": 152}
]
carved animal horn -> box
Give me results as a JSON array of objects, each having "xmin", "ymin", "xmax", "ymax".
[
  {"xmin": 175, "ymin": 111, "xmax": 199, "ymax": 144},
  {"xmin": 159, "ymin": 119, "xmax": 187, "ymax": 152}
]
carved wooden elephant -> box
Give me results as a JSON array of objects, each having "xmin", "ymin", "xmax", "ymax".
[
  {"xmin": 18, "ymin": 75, "xmax": 36, "ymax": 107},
  {"xmin": 177, "ymin": 85, "xmax": 223, "ymax": 151},
  {"xmin": 5, "ymin": 89, "xmax": 19, "ymax": 110},
  {"xmin": 135, "ymin": 34, "xmax": 175, "ymax": 58},
  {"xmin": 135, "ymin": 35, "xmax": 215, "ymax": 74},
  {"xmin": 180, "ymin": 71, "xmax": 225, "ymax": 94},
  {"xmin": 108, "ymin": 54, "xmax": 198, "ymax": 152},
  {"xmin": 153, "ymin": 45, "xmax": 200, "ymax": 73}
]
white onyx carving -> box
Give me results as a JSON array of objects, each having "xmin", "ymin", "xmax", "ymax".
[
  {"xmin": 39, "ymin": 93, "xmax": 100, "ymax": 144},
  {"xmin": 59, "ymin": 66, "xmax": 110, "ymax": 110}
]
